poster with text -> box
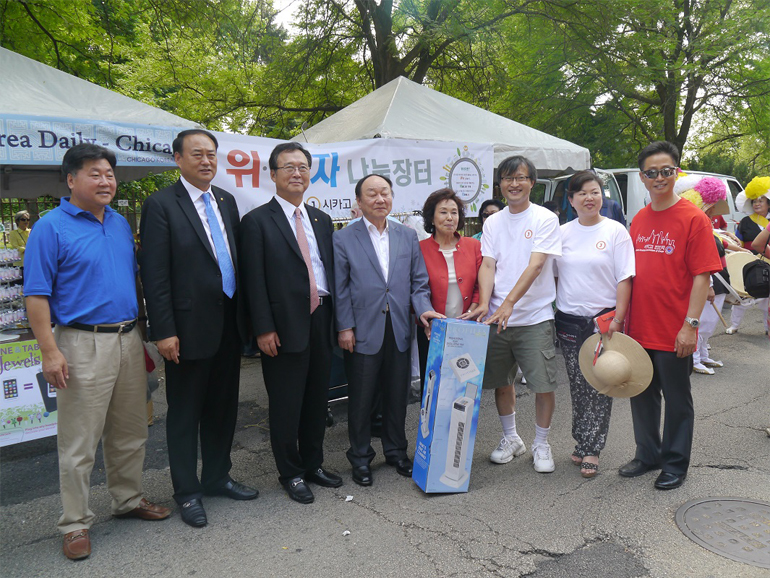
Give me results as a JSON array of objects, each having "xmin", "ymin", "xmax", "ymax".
[
  {"xmin": 0, "ymin": 340, "xmax": 57, "ymax": 447},
  {"xmin": 211, "ymin": 134, "xmax": 494, "ymax": 219}
]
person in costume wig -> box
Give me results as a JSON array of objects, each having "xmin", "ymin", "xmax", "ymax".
[
  {"xmin": 674, "ymin": 174, "xmax": 748, "ymax": 374},
  {"xmin": 727, "ymin": 176, "xmax": 770, "ymax": 335}
]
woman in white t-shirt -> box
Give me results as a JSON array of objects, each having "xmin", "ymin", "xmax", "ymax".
[{"xmin": 554, "ymin": 171, "xmax": 635, "ymax": 478}]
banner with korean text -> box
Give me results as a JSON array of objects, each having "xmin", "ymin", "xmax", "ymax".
[
  {"xmin": 211, "ymin": 133, "xmax": 494, "ymax": 219},
  {"xmin": 0, "ymin": 340, "xmax": 58, "ymax": 448}
]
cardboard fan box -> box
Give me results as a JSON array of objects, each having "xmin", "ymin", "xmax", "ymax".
[{"xmin": 413, "ymin": 319, "xmax": 489, "ymax": 493}]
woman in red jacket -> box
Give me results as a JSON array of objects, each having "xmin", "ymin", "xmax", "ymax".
[{"xmin": 417, "ymin": 188, "xmax": 482, "ymax": 386}]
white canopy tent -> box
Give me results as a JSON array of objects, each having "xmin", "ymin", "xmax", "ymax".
[
  {"xmin": 0, "ymin": 47, "xmax": 198, "ymax": 199},
  {"xmin": 292, "ymin": 76, "xmax": 590, "ymax": 175}
]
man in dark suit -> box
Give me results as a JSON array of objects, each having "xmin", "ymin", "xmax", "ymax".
[
  {"xmin": 334, "ymin": 174, "xmax": 443, "ymax": 486},
  {"xmin": 139, "ymin": 129, "xmax": 258, "ymax": 528},
  {"xmin": 240, "ymin": 142, "xmax": 341, "ymax": 504}
]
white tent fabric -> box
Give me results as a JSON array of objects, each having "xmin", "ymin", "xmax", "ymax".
[
  {"xmin": 293, "ymin": 76, "xmax": 590, "ymax": 174},
  {"xmin": 1, "ymin": 47, "xmax": 193, "ymax": 126},
  {"xmin": 0, "ymin": 47, "xmax": 198, "ymax": 198}
]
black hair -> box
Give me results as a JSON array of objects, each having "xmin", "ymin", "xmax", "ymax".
[
  {"xmin": 355, "ymin": 173, "xmax": 393, "ymax": 198},
  {"xmin": 637, "ymin": 141, "xmax": 680, "ymax": 170},
  {"xmin": 268, "ymin": 142, "xmax": 312, "ymax": 171},
  {"xmin": 479, "ymin": 199, "xmax": 505, "ymax": 216},
  {"xmin": 172, "ymin": 129, "xmax": 219, "ymax": 155},
  {"xmin": 566, "ymin": 170, "xmax": 604, "ymax": 198},
  {"xmin": 421, "ymin": 188, "xmax": 466, "ymax": 234},
  {"xmin": 61, "ymin": 144, "xmax": 116, "ymax": 181},
  {"xmin": 497, "ymin": 156, "xmax": 537, "ymax": 183}
]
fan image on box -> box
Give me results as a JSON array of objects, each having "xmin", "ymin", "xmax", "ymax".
[
  {"xmin": 439, "ymin": 382, "xmax": 479, "ymax": 488},
  {"xmin": 420, "ymin": 370, "xmax": 436, "ymax": 439}
]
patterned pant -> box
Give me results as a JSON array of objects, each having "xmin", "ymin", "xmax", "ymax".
[{"xmin": 559, "ymin": 337, "xmax": 613, "ymax": 457}]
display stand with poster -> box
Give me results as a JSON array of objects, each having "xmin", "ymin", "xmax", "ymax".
[{"xmin": 0, "ymin": 339, "xmax": 57, "ymax": 447}]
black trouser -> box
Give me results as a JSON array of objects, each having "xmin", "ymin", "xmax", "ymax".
[
  {"xmin": 165, "ymin": 296, "xmax": 241, "ymax": 504},
  {"xmin": 261, "ymin": 300, "xmax": 332, "ymax": 483},
  {"xmin": 417, "ymin": 326, "xmax": 429, "ymax": 397},
  {"xmin": 344, "ymin": 313, "xmax": 410, "ymax": 468},
  {"xmin": 630, "ymin": 349, "xmax": 694, "ymax": 475}
]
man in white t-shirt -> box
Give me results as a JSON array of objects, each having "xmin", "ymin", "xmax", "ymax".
[{"xmin": 467, "ymin": 156, "xmax": 562, "ymax": 473}]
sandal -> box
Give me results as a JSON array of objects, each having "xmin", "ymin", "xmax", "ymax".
[
  {"xmin": 571, "ymin": 451, "xmax": 583, "ymax": 466},
  {"xmin": 580, "ymin": 456, "xmax": 598, "ymax": 478}
]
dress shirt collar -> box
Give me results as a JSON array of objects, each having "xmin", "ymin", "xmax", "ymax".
[
  {"xmin": 275, "ymin": 194, "xmax": 308, "ymax": 222},
  {"xmin": 180, "ymin": 175, "xmax": 213, "ymax": 202},
  {"xmin": 363, "ymin": 215, "xmax": 389, "ymax": 235}
]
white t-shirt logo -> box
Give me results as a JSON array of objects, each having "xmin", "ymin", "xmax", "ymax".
[
  {"xmin": 524, "ymin": 229, "xmax": 533, "ymax": 239},
  {"xmin": 596, "ymin": 240, "xmax": 607, "ymax": 250}
]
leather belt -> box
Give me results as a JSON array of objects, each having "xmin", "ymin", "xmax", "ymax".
[{"xmin": 68, "ymin": 319, "xmax": 138, "ymax": 334}]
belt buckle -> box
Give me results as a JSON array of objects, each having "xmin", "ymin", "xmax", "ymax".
[{"xmin": 118, "ymin": 323, "xmax": 128, "ymax": 334}]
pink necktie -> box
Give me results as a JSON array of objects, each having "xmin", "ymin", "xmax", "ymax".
[{"xmin": 294, "ymin": 208, "xmax": 319, "ymax": 314}]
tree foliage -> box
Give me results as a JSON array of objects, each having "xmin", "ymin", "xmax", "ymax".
[{"xmin": 2, "ymin": 0, "xmax": 769, "ymax": 173}]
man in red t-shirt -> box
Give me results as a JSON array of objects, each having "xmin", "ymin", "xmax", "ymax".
[{"xmin": 620, "ymin": 141, "xmax": 721, "ymax": 490}]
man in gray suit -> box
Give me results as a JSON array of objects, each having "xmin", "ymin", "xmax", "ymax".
[{"xmin": 334, "ymin": 174, "xmax": 443, "ymax": 486}]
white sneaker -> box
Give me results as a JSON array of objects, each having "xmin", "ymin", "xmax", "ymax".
[
  {"xmin": 490, "ymin": 435, "xmax": 526, "ymax": 464},
  {"xmin": 532, "ymin": 443, "xmax": 555, "ymax": 473},
  {"xmin": 521, "ymin": 375, "xmax": 527, "ymax": 385},
  {"xmin": 693, "ymin": 363, "xmax": 715, "ymax": 375},
  {"xmin": 702, "ymin": 358, "xmax": 723, "ymax": 368},
  {"xmin": 725, "ymin": 326, "xmax": 739, "ymax": 335}
]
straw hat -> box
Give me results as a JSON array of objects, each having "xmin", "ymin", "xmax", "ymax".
[{"xmin": 578, "ymin": 333, "xmax": 653, "ymax": 398}]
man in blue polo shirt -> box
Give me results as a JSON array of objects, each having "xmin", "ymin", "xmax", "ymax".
[{"xmin": 24, "ymin": 144, "xmax": 170, "ymax": 561}]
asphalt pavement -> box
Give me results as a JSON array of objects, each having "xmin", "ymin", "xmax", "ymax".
[{"xmin": 1, "ymin": 305, "xmax": 769, "ymax": 578}]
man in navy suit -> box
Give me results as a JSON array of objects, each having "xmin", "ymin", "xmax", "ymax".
[
  {"xmin": 334, "ymin": 174, "xmax": 443, "ymax": 486},
  {"xmin": 240, "ymin": 142, "xmax": 342, "ymax": 504}
]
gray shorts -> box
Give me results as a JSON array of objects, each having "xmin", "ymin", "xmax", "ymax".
[{"xmin": 482, "ymin": 320, "xmax": 558, "ymax": 393}]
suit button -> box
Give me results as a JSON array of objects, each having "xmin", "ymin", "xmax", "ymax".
[
  {"xmin": 458, "ymin": 277, "xmax": 463, "ymax": 283},
  {"xmin": 217, "ymin": 300, "xmax": 223, "ymax": 306},
  {"xmin": 382, "ymin": 310, "xmax": 386, "ymax": 314},
  {"xmin": 217, "ymin": 273, "xmax": 222, "ymax": 278},
  {"xmin": 386, "ymin": 288, "xmax": 389, "ymax": 293}
]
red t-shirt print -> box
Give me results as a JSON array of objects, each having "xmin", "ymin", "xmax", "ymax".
[{"xmin": 627, "ymin": 199, "xmax": 723, "ymax": 351}]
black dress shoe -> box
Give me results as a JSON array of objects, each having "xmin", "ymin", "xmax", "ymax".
[
  {"xmin": 352, "ymin": 466, "xmax": 373, "ymax": 486},
  {"xmin": 180, "ymin": 499, "xmax": 207, "ymax": 528},
  {"xmin": 306, "ymin": 467, "xmax": 343, "ymax": 488},
  {"xmin": 281, "ymin": 477, "xmax": 314, "ymax": 504},
  {"xmin": 386, "ymin": 458, "xmax": 413, "ymax": 477},
  {"xmin": 206, "ymin": 479, "xmax": 259, "ymax": 500},
  {"xmin": 654, "ymin": 471, "xmax": 686, "ymax": 490},
  {"xmin": 618, "ymin": 459, "xmax": 660, "ymax": 478}
]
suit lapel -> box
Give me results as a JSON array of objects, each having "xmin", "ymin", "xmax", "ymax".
[
  {"xmin": 387, "ymin": 220, "xmax": 401, "ymax": 284},
  {"xmin": 175, "ymin": 181, "xmax": 216, "ymax": 262},
  {"xmin": 308, "ymin": 205, "xmax": 331, "ymax": 265},
  {"xmin": 353, "ymin": 219, "xmax": 385, "ymax": 284},
  {"xmin": 269, "ymin": 197, "xmax": 303, "ymax": 261}
]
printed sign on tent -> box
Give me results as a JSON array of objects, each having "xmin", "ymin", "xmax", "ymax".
[{"xmin": 211, "ymin": 133, "xmax": 494, "ymax": 218}]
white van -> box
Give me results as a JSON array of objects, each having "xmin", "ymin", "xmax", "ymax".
[
  {"xmin": 534, "ymin": 169, "xmax": 626, "ymax": 225},
  {"xmin": 603, "ymin": 168, "xmax": 744, "ymax": 231}
]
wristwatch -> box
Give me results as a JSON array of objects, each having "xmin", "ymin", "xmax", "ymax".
[{"xmin": 685, "ymin": 317, "xmax": 700, "ymax": 328}]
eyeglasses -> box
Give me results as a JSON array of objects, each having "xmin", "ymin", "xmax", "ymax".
[
  {"xmin": 18, "ymin": 218, "xmax": 29, "ymax": 222},
  {"xmin": 500, "ymin": 176, "xmax": 531, "ymax": 184},
  {"xmin": 278, "ymin": 165, "xmax": 310, "ymax": 174},
  {"xmin": 641, "ymin": 167, "xmax": 678, "ymax": 179}
]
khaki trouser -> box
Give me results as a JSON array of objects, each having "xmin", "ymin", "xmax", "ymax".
[{"xmin": 55, "ymin": 324, "xmax": 147, "ymax": 534}]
